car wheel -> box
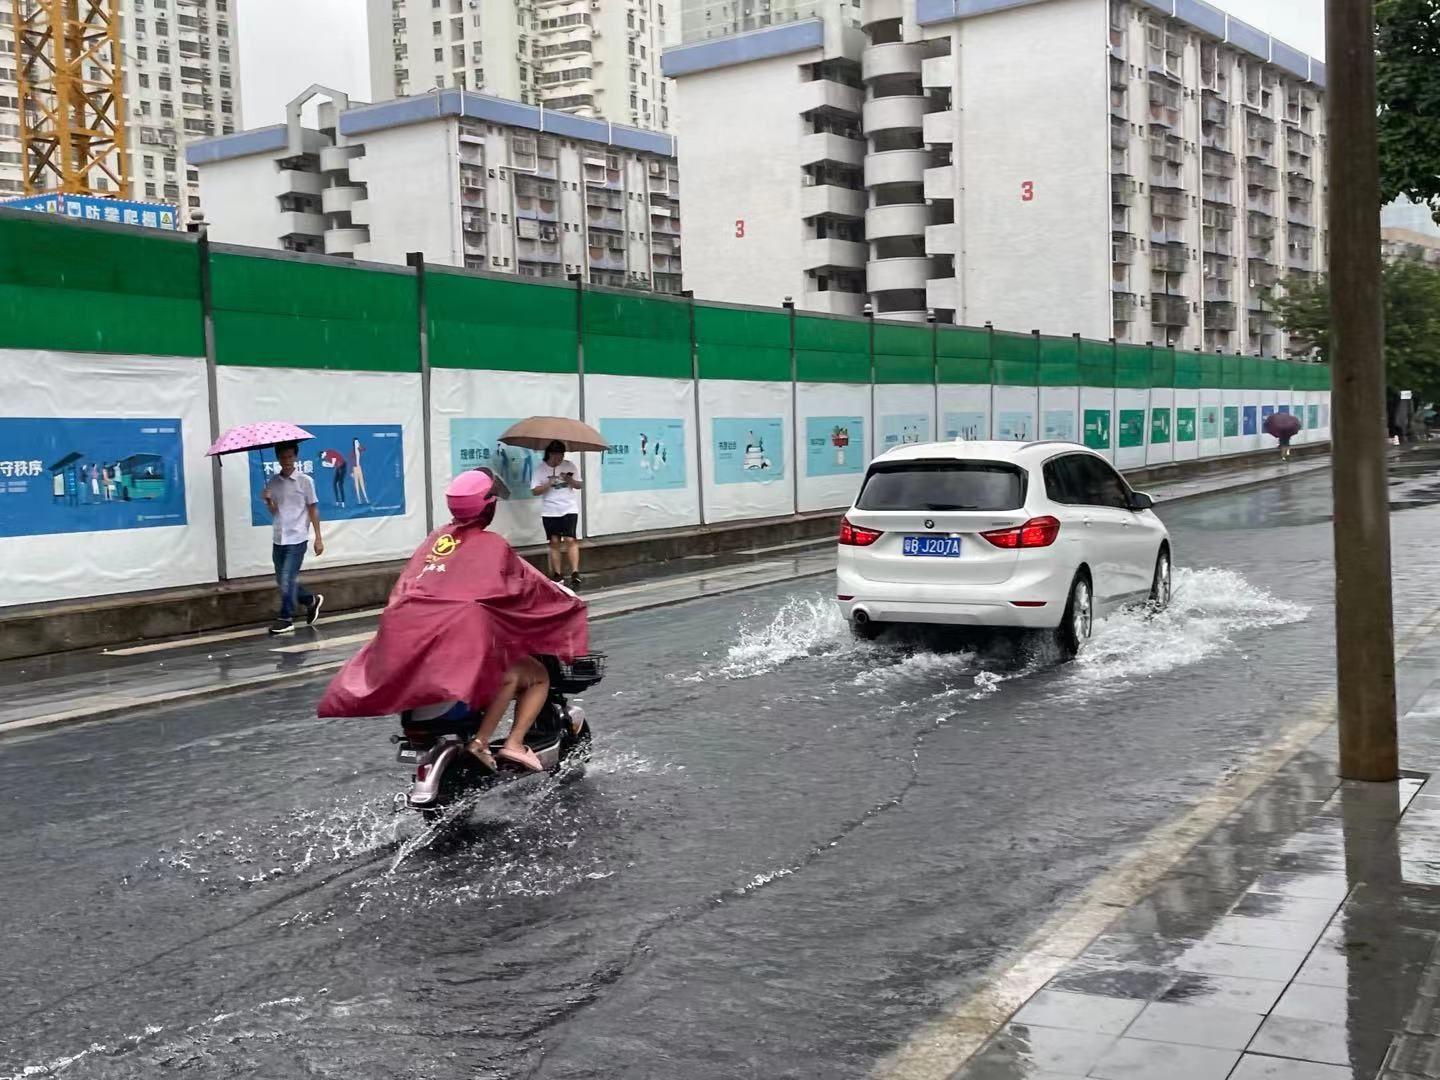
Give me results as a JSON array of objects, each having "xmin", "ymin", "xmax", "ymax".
[
  {"xmin": 1148, "ymin": 548, "xmax": 1172, "ymax": 612},
  {"xmin": 1055, "ymin": 573, "xmax": 1093, "ymax": 661}
]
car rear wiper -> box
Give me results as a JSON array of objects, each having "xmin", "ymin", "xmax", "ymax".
[{"xmin": 924, "ymin": 502, "xmax": 980, "ymax": 510}]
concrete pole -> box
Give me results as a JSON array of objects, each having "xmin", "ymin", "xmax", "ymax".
[{"xmin": 1328, "ymin": 0, "xmax": 1398, "ymax": 781}]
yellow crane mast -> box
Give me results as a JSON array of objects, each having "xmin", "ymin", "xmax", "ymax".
[{"xmin": 13, "ymin": 0, "xmax": 130, "ymax": 198}]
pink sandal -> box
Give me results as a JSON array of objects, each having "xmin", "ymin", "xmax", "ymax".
[{"xmin": 497, "ymin": 745, "xmax": 544, "ymax": 773}]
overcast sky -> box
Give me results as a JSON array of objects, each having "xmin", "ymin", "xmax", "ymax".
[{"xmin": 235, "ymin": 0, "xmax": 1325, "ymax": 127}]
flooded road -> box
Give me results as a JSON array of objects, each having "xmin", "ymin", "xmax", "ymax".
[{"xmin": 5, "ymin": 462, "xmax": 1440, "ymax": 1079}]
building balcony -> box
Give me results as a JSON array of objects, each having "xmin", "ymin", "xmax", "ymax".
[
  {"xmin": 923, "ymin": 164, "xmax": 956, "ymax": 200},
  {"xmin": 586, "ymin": 208, "xmax": 624, "ymax": 230},
  {"xmin": 1205, "ymin": 300, "xmax": 1237, "ymax": 330},
  {"xmin": 1203, "ymin": 278, "xmax": 1233, "ymax": 302},
  {"xmin": 922, "ymin": 109, "xmax": 956, "ymax": 145},
  {"xmin": 319, "ymin": 145, "xmax": 362, "ymax": 172},
  {"xmin": 1202, "ymin": 96, "xmax": 1229, "ymax": 124},
  {"xmin": 1151, "ymin": 294, "xmax": 1190, "ymax": 326},
  {"xmin": 863, "ymin": 95, "xmax": 927, "ymax": 135},
  {"xmin": 1247, "ymin": 162, "xmax": 1280, "ymax": 190},
  {"xmin": 1150, "ymin": 220, "xmax": 1186, "ymax": 245},
  {"xmin": 321, "ymin": 184, "xmax": 365, "ymax": 215},
  {"xmin": 1113, "ymin": 176, "xmax": 1137, "ymax": 207},
  {"xmin": 274, "ymin": 169, "xmax": 324, "ymax": 199},
  {"xmin": 1287, "ymin": 204, "xmax": 1313, "ymax": 227},
  {"xmin": 803, "ymin": 237, "xmax": 868, "ymax": 271},
  {"xmin": 1151, "ymin": 190, "xmax": 1187, "ymax": 219},
  {"xmin": 926, "ymin": 221, "xmax": 959, "ymax": 255},
  {"xmin": 323, "ymin": 226, "xmax": 369, "ymax": 256},
  {"xmin": 1202, "ymin": 127, "xmax": 1231, "ymax": 151},
  {"xmin": 1247, "ymin": 214, "xmax": 1276, "ymax": 239},
  {"xmin": 349, "ymin": 199, "xmax": 370, "ymax": 227},
  {"xmin": 588, "ymin": 252, "xmax": 626, "ymax": 271},
  {"xmin": 801, "ymin": 183, "xmax": 866, "ymax": 220},
  {"xmin": 1113, "ymin": 292, "xmax": 1138, "ymax": 322},
  {"xmin": 278, "ymin": 211, "xmax": 325, "ymax": 238},
  {"xmin": 865, "ymin": 202, "xmax": 928, "ymax": 240},
  {"xmin": 867, "ymin": 255, "xmax": 930, "ymax": 292},
  {"xmin": 801, "ymin": 290, "xmax": 866, "ymax": 317},
  {"xmin": 878, "ymin": 308, "xmax": 930, "ymax": 323},
  {"xmin": 922, "ymin": 53, "xmax": 954, "ymax": 90},
  {"xmin": 866, "ymin": 148, "xmax": 928, "ymax": 187},
  {"xmin": 800, "ymin": 131, "xmax": 865, "ymax": 168},
  {"xmin": 1202, "ymin": 181, "xmax": 1233, "ymax": 205},
  {"xmin": 1152, "ymin": 243, "xmax": 1189, "ymax": 272},
  {"xmin": 860, "ymin": 0, "xmax": 905, "ymax": 27},
  {"xmin": 862, "ymin": 41, "xmax": 922, "ymax": 82},
  {"xmin": 926, "ymin": 276, "xmax": 958, "ymax": 311},
  {"xmin": 1111, "ymin": 120, "xmax": 1130, "ymax": 150},
  {"xmin": 798, "ymin": 78, "xmax": 864, "ymax": 118},
  {"xmin": 1114, "ymin": 233, "xmax": 1138, "ymax": 264}
]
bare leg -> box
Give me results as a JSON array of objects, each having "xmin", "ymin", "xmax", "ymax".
[
  {"xmin": 565, "ymin": 537, "xmax": 580, "ymax": 577},
  {"xmin": 548, "ymin": 537, "xmax": 563, "ymax": 577},
  {"xmin": 500, "ymin": 658, "xmax": 550, "ymax": 755},
  {"xmin": 468, "ymin": 667, "xmax": 521, "ymax": 766}
]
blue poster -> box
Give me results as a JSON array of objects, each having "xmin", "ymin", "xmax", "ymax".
[
  {"xmin": 1308, "ymin": 405, "xmax": 1320, "ymax": 430},
  {"xmin": 713, "ymin": 417, "xmax": 784, "ymax": 485},
  {"xmin": 1261, "ymin": 405, "xmax": 1276, "ymax": 426},
  {"xmin": 450, "ymin": 418, "xmax": 538, "ymax": 499},
  {"xmin": 0, "ymin": 417, "xmax": 187, "ymax": 538},
  {"xmin": 1277, "ymin": 404, "xmax": 1290, "ymax": 415},
  {"xmin": 997, "ymin": 411, "xmax": 1034, "ymax": 441},
  {"xmin": 599, "ymin": 418, "xmax": 687, "ymax": 492},
  {"xmin": 880, "ymin": 413, "xmax": 929, "ymax": 451},
  {"xmin": 806, "ymin": 416, "xmax": 864, "ymax": 477},
  {"xmin": 248, "ymin": 424, "xmax": 405, "ymax": 524},
  {"xmin": 1242, "ymin": 406, "xmax": 1258, "ymax": 435},
  {"xmin": 944, "ymin": 411, "xmax": 987, "ymax": 440},
  {"xmin": 1043, "ymin": 410, "xmax": 1077, "ymax": 441}
]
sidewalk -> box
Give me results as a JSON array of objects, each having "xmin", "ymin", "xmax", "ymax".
[
  {"xmin": 876, "ymin": 605, "xmax": 1440, "ymax": 1080},
  {"xmin": 0, "ymin": 454, "xmax": 1328, "ymax": 737}
]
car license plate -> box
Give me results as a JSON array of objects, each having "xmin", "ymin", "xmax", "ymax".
[
  {"xmin": 395, "ymin": 744, "xmax": 423, "ymax": 764},
  {"xmin": 903, "ymin": 535, "xmax": 961, "ymax": 558}
]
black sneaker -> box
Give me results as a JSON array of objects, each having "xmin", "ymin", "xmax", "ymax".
[
  {"xmin": 268, "ymin": 618, "xmax": 295, "ymax": 636},
  {"xmin": 551, "ymin": 573, "xmax": 564, "ymax": 583},
  {"xmin": 569, "ymin": 573, "xmax": 582, "ymax": 589},
  {"xmin": 306, "ymin": 593, "xmax": 325, "ymax": 626}
]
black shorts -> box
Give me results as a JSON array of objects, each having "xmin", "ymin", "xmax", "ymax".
[{"xmin": 543, "ymin": 513, "xmax": 578, "ymax": 540}]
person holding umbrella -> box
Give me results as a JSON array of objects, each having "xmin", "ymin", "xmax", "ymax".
[
  {"xmin": 533, "ymin": 439, "xmax": 583, "ymax": 588},
  {"xmin": 1263, "ymin": 409, "xmax": 1302, "ymax": 462}
]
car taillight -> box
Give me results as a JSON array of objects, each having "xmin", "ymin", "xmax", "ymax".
[
  {"xmin": 416, "ymin": 764, "xmax": 429, "ymax": 781},
  {"xmin": 839, "ymin": 517, "xmax": 883, "ymax": 547},
  {"xmin": 981, "ymin": 515, "xmax": 1061, "ymax": 549}
]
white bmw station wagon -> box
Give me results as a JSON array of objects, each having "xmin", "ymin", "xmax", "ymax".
[{"xmin": 837, "ymin": 440, "xmax": 1172, "ymax": 656}]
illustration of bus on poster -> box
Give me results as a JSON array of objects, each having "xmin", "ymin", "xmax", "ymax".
[
  {"xmin": 247, "ymin": 424, "xmax": 406, "ymax": 524},
  {"xmin": 0, "ymin": 417, "xmax": 187, "ymax": 539}
]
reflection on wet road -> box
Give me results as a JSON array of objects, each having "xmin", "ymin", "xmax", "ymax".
[{"xmin": 5, "ymin": 463, "xmax": 1440, "ymax": 1079}]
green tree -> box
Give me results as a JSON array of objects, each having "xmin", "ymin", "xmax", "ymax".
[
  {"xmin": 1378, "ymin": 0, "xmax": 1440, "ymax": 217},
  {"xmin": 1275, "ymin": 260, "xmax": 1440, "ymax": 403}
]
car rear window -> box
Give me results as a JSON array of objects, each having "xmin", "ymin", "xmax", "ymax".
[{"xmin": 855, "ymin": 461, "xmax": 1026, "ymax": 511}]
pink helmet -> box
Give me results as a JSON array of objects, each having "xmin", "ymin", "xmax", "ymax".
[{"xmin": 446, "ymin": 469, "xmax": 498, "ymax": 522}]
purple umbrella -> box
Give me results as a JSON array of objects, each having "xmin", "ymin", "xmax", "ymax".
[
  {"xmin": 205, "ymin": 421, "xmax": 316, "ymax": 457},
  {"xmin": 1263, "ymin": 411, "xmax": 1302, "ymax": 439}
]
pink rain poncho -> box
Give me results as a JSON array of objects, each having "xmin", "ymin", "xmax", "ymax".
[{"xmin": 317, "ymin": 520, "xmax": 588, "ymax": 718}]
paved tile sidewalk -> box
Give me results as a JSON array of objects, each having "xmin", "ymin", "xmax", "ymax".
[{"xmin": 948, "ymin": 636, "xmax": 1440, "ymax": 1079}]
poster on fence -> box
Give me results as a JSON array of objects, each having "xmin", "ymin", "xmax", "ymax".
[
  {"xmin": 880, "ymin": 413, "xmax": 929, "ymax": 451},
  {"xmin": 1043, "ymin": 410, "xmax": 1077, "ymax": 441},
  {"xmin": 1084, "ymin": 409, "xmax": 1111, "ymax": 450},
  {"xmin": 450, "ymin": 418, "xmax": 539, "ymax": 501},
  {"xmin": 944, "ymin": 411, "xmax": 987, "ymax": 440},
  {"xmin": 997, "ymin": 411, "xmax": 1034, "ymax": 441},
  {"xmin": 806, "ymin": 416, "xmax": 865, "ymax": 477},
  {"xmin": 0, "ymin": 416, "xmax": 188, "ymax": 538},
  {"xmin": 600, "ymin": 418, "xmax": 687, "ymax": 492},
  {"xmin": 247, "ymin": 424, "xmax": 405, "ymax": 525},
  {"xmin": 713, "ymin": 417, "xmax": 785, "ymax": 485}
]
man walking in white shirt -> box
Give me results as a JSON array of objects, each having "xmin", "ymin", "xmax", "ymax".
[
  {"xmin": 261, "ymin": 441, "xmax": 326, "ymax": 634},
  {"xmin": 532, "ymin": 439, "xmax": 583, "ymax": 588}
]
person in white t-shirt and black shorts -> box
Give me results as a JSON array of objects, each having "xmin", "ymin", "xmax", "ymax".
[{"xmin": 532, "ymin": 439, "xmax": 584, "ymax": 588}]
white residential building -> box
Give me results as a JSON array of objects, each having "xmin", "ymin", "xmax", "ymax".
[
  {"xmin": 368, "ymin": 0, "xmax": 673, "ymax": 133},
  {"xmin": 664, "ymin": 0, "xmax": 1326, "ymax": 355},
  {"xmin": 0, "ymin": 0, "xmax": 241, "ymax": 220},
  {"xmin": 187, "ymin": 86, "xmax": 682, "ymax": 292}
]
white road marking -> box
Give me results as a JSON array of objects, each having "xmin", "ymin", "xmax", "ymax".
[
  {"xmin": 872, "ymin": 600, "xmax": 1440, "ymax": 1080},
  {"xmin": 104, "ymin": 606, "xmax": 384, "ymax": 656}
]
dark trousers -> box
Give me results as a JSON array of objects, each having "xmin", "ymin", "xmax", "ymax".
[{"xmin": 272, "ymin": 541, "xmax": 314, "ymax": 620}]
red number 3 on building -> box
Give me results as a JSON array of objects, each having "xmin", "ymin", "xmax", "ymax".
[
  {"xmin": 735, "ymin": 219, "xmax": 746, "ymax": 238},
  {"xmin": 1020, "ymin": 181, "xmax": 1035, "ymax": 202}
]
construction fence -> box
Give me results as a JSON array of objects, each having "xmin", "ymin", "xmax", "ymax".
[{"xmin": 0, "ymin": 209, "xmax": 1332, "ymax": 607}]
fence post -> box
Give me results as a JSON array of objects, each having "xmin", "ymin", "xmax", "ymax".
[
  {"xmin": 864, "ymin": 303, "xmax": 876, "ymax": 459},
  {"xmin": 1031, "ymin": 328, "xmax": 1041, "ymax": 439},
  {"xmin": 929, "ymin": 311, "xmax": 940, "ymax": 440},
  {"xmin": 568, "ymin": 272, "xmax": 589, "ymax": 536},
  {"xmin": 784, "ymin": 296, "xmax": 798, "ymax": 515},
  {"xmin": 985, "ymin": 320, "xmax": 996, "ymax": 439},
  {"xmin": 406, "ymin": 252, "xmax": 435, "ymax": 534},
  {"xmin": 1145, "ymin": 340, "xmax": 1156, "ymax": 456},
  {"xmin": 197, "ymin": 228, "xmax": 228, "ymax": 581},
  {"xmin": 682, "ymin": 289, "xmax": 704, "ymax": 526},
  {"xmin": 1072, "ymin": 331, "xmax": 1083, "ymax": 444}
]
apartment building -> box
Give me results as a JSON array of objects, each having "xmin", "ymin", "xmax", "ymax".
[
  {"xmin": 187, "ymin": 86, "xmax": 681, "ymax": 292},
  {"xmin": 663, "ymin": 0, "xmax": 1325, "ymax": 355},
  {"xmin": 0, "ymin": 0, "xmax": 240, "ymax": 220},
  {"xmin": 368, "ymin": 0, "xmax": 673, "ymax": 133}
]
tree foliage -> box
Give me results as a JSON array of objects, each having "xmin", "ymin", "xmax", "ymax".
[
  {"xmin": 1378, "ymin": 0, "xmax": 1440, "ymax": 217},
  {"xmin": 1274, "ymin": 260, "xmax": 1440, "ymax": 403}
]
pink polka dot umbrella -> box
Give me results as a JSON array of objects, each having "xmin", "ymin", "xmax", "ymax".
[{"xmin": 205, "ymin": 422, "xmax": 316, "ymax": 457}]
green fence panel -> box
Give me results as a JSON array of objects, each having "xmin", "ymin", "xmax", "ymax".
[
  {"xmin": 580, "ymin": 289, "xmax": 691, "ymax": 379},
  {"xmin": 1116, "ymin": 343, "xmax": 1151, "ymax": 389},
  {"xmin": 1242, "ymin": 357, "xmax": 1265, "ymax": 387},
  {"xmin": 1222, "ymin": 355, "xmax": 1245, "ymax": 389},
  {"xmin": 873, "ymin": 321, "xmax": 933, "ymax": 384},
  {"xmin": 937, "ymin": 325, "xmax": 991, "ymax": 384},
  {"xmin": 1079, "ymin": 338, "xmax": 1115, "ymax": 387},
  {"xmin": 1175, "ymin": 351, "xmax": 1203, "ymax": 389},
  {"xmin": 1200, "ymin": 353, "xmax": 1223, "ymax": 388},
  {"xmin": 694, "ymin": 304, "xmax": 791, "ymax": 381},
  {"xmin": 428, "ymin": 270, "xmax": 577, "ymax": 373},
  {"xmin": 1149, "ymin": 347, "xmax": 1176, "ymax": 389},
  {"xmin": 211, "ymin": 252, "xmax": 418, "ymax": 371},
  {"xmin": 993, "ymin": 330, "xmax": 1038, "ymax": 386},
  {"xmin": 0, "ymin": 213, "xmax": 203, "ymax": 356},
  {"xmin": 795, "ymin": 314, "xmax": 870, "ymax": 383},
  {"xmin": 1037, "ymin": 334, "xmax": 1081, "ymax": 386}
]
